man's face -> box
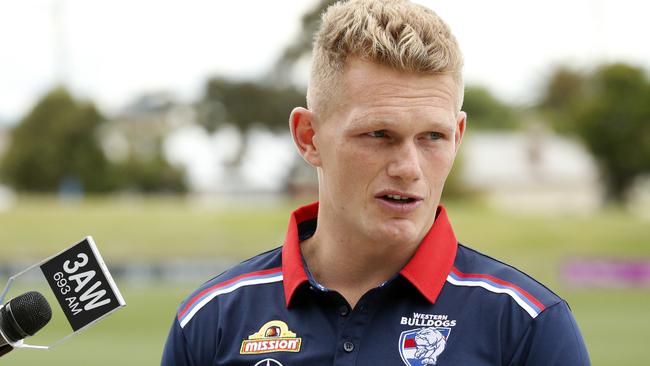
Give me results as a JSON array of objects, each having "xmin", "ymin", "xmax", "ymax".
[{"xmin": 311, "ymin": 58, "xmax": 465, "ymax": 246}]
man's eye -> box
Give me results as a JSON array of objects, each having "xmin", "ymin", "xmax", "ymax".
[
  {"xmin": 427, "ymin": 132, "xmax": 443, "ymax": 140},
  {"xmin": 367, "ymin": 130, "xmax": 387, "ymax": 138}
]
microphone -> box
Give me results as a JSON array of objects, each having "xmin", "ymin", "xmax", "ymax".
[{"xmin": 0, "ymin": 291, "xmax": 52, "ymax": 357}]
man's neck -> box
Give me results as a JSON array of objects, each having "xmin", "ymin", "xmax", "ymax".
[{"xmin": 301, "ymin": 216, "xmax": 421, "ymax": 308}]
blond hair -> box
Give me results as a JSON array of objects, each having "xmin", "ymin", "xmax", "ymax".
[{"xmin": 307, "ymin": 0, "xmax": 464, "ymax": 116}]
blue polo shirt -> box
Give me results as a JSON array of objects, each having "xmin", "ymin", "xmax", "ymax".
[{"xmin": 162, "ymin": 202, "xmax": 590, "ymax": 365}]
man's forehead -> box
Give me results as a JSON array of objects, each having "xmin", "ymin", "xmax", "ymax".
[{"xmin": 338, "ymin": 59, "xmax": 461, "ymax": 106}]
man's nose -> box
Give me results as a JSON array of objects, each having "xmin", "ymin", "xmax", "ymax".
[{"xmin": 386, "ymin": 142, "xmax": 422, "ymax": 182}]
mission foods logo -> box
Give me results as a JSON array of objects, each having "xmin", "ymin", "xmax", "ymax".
[{"xmin": 240, "ymin": 320, "xmax": 302, "ymax": 355}]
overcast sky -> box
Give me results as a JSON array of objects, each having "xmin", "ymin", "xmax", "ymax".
[{"xmin": 1, "ymin": 0, "xmax": 649, "ymax": 125}]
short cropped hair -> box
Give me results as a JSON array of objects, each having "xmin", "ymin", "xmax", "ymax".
[{"xmin": 307, "ymin": 0, "xmax": 464, "ymax": 116}]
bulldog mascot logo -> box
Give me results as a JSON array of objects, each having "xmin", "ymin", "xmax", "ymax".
[{"xmin": 398, "ymin": 327, "xmax": 450, "ymax": 365}]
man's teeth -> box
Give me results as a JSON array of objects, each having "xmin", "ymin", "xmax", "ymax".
[{"xmin": 387, "ymin": 194, "xmax": 409, "ymax": 201}]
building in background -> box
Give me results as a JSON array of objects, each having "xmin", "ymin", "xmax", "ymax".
[
  {"xmin": 461, "ymin": 127, "xmax": 602, "ymax": 213},
  {"xmin": 101, "ymin": 92, "xmax": 194, "ymax": 164}
]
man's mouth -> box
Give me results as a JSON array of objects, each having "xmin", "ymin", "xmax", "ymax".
[
  {"xmin": 380, "ymin": 194, "xmax": 417, "ymax": 204},
  {"xmin": 374, "ymin": 191, "xmax": 423, "ymax": 213}
]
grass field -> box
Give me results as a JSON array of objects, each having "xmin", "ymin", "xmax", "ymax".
[{"xmin": 1, "ymin": 195, "xmax": 649, "ymax": 365}]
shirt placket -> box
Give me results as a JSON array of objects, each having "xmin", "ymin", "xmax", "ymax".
[{"xmin": 331, "ymin": 288, "xmax": 381, "ymax": 366}]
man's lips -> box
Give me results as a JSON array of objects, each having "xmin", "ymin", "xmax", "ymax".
[
  {"xmin": 374, "ymin": 190, "xmax": 424, "ymax": 202},
  {"xmin": 374, "ymin": 190, "xmax": 424, "ymax": 214}
]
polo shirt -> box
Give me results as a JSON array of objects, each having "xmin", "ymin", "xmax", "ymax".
[{"xmin": 162, "ymin": 202, "xmax": 590, "ymax": 365}]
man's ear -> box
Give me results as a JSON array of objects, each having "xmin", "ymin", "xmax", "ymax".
[
  {"xmin": 289, "ymin": 107, "xmax": 322, "ymax": 167},
  {"xmin": 454, "ymin": 111, "xmax": 467, "ymax": 153}
]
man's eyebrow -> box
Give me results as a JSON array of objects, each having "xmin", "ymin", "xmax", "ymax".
[
  {"xmin": 348, "ymin": 117, "xmax": 393, "ymax": 129},
  {"xmin": 349, "ymin": 115, "xmax": 453, "ymax": 131}
]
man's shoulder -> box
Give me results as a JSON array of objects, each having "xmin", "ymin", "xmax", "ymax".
[
  {"xmin": 200, "ymin": 246, "xmax": 284, "ymax": 291},
  {"xmin": 450, "ymin": 243, "xmax": 563, "ymax": 317},
  {"xmin": 175, "ymin": 246, "xmax": 284, "ymax": 327}
]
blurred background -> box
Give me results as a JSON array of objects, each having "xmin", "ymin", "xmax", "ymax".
[{"xmin": 1, "ymin": 0, "xmax": 649, "ymax": 364}]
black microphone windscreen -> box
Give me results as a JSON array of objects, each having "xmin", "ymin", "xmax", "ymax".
[{"xmin": 1, "ymin": 291, "xmax": 52, "ymax": 342}]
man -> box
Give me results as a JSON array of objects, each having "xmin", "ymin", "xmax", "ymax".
[{"xmin": 162, "ymin": 0, "xmax": 590, "ymax": 365}]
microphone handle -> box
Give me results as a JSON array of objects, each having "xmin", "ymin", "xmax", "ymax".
[
  {"xmin": 0, "ymin": 314, "xmax": 14, "ymax": 358},
  {"xmin": 0, "ymin": 344, "xmax": 13, "ymax": 357}
]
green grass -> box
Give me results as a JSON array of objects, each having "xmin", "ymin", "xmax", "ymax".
[
  {"xmin": 444, "ymin": 202, "xmax": 650, "ymax": 288},
  {"xmin": 1, "ymin": 195, "xmax": 649, "ymax": 364},
  {"xmin": 566, "ymin": 289, "xmax": 650, "ymax": 364},
  {"xmin": 0, "ymin": 195, "xmax": 305, "ymax": 261}
]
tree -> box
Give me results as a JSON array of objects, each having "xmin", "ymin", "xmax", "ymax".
[
  {"xmin": 1, "ymin": 87, "xmax": 116, "ymax": 192},
  {"xmin": 539, "ymin": 64, "xmax": 650, "ymax": 202},
  {"xmin": 113, "ymin": 148, "xmax": 186, "ymax": 193},
  {"xmin": 462, "ymin": 86, "xmax": 520, "ymax": 130},
  {"xmin": 272, "ymin": 0, "xmax": 337, "ymax": 84},
  {"xmin": 538, "ymin": 66, "xmax": 586, "ymax": 133},
  {"xmin": 105, "ymin": 92, "xmax": 187, "ymax": 193},
  {"xmin": 197, "ymin": 0, "xmax": 333, "ymax": 163},
  {"xmin": 197, "ymin": 78, "xmax": 304, "ymax": 166}
]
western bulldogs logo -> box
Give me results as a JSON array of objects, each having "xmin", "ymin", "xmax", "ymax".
[{"xmin": 398, "ymin": 327, "xmax": 450, "ymax": 365}]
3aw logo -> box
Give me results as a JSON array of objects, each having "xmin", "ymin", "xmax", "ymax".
[
  {"xmin": 40, "ymin": 237, "xmax": 125, "ymax": 331},
  {"xmin": 399, "ymin": 327, "xmax": 451, "ymax": 366}
]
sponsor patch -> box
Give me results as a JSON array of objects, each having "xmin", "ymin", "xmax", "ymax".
[{"xmin": 240, "ymin": 320, "xmax": 302, "ymax": 355}]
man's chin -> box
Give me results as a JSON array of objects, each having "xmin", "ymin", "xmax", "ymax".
[{"xmin": 373, "ymin": 219, "xmax": 421, "ymax": 244}]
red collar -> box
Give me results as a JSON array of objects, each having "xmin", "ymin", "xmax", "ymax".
[{"xmin": 281, "ymin": 201, "xmax": 458, "ymax": 306}]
